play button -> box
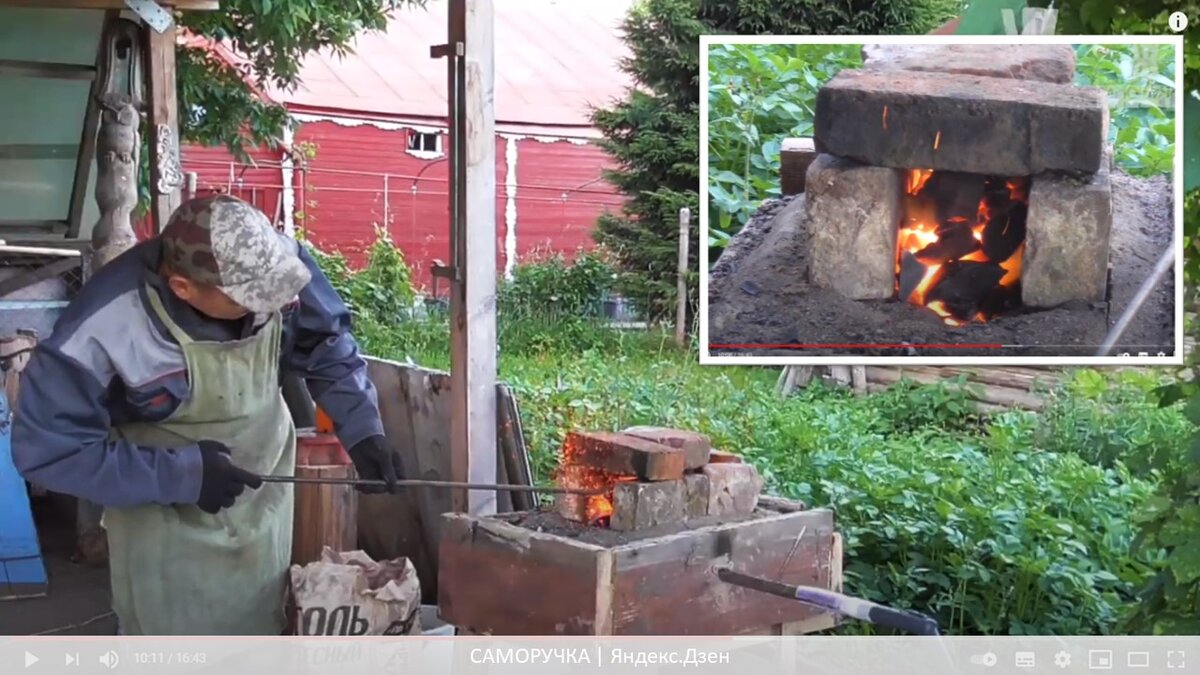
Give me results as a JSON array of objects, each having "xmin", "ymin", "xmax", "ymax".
[{"xmin": 24, "ymin": 652, "xmax": 38, "ymax": 668}]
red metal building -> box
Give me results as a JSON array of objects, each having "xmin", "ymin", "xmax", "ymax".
[{"xmin": 178, "ymin": 1, "xmax": 633, "ymax": 291}]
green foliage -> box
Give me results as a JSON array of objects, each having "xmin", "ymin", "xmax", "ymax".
[
  {"xmin": 1074, "ymin": 44, "xmax": 1176, "ymax": 176},
  {"xmin": 593, "ymin": 0, "xmax": 949, "ymax": 322},
  {"xmin": 177, "ymin": 1, "xmax": 426, "ymax": 156},
  {"xmin": 1038, "ymin": 0, "xmax": 1200, "ymax": 634},
  {"xmin": 495, "ymin": 250, "xmax": 621, "ymax": 355},
  {"xmin": 368, "ymin": 319, "xmax": 1171, "ymax": 634},
  {"xmin": 706, "ymin": 44, "xmax": 861, "ymax": 239},
  {"xmin": 300, "ymin": 225, "xmax": 415, "ymax": 326}
]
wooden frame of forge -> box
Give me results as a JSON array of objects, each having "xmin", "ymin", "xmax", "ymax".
[{"xmin": 439, "ymin": 502, "xmax": 843, "ymax": 635}]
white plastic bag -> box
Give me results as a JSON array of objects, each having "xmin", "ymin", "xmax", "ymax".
[{"xmin": 289, "ymin": 547, "xmax": 422, "ymax": 636}]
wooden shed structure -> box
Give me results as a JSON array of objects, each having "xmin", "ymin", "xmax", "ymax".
[{"xmin": 1, "ymin": 0, "xmax": 513, "ymax": 611}]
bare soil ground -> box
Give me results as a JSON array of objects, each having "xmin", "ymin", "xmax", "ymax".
[{"xmin": 707, "ymin": 171, "xmax": 1175, "ymax": 358}]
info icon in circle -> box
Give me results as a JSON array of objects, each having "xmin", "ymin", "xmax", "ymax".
[{"xmin": 1169, "ymin": 11, "xmax": 1188, "ymax": 32}]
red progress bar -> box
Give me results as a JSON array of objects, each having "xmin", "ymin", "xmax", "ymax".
[{"xmin": 709, "ymin": 343, "xmax": 1005, "ymax": 349}]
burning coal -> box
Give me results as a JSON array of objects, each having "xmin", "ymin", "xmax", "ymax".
[{"xmin": 896, "ymin": 168, "xmax": 1029, "ymax": 326}]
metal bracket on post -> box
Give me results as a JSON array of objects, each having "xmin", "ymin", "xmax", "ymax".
[
  {"xmin": 431, "ymin": 263, "xmax": 460, "ymax": 283},
  {"xmin": 430, "ymin": 43, "xmax": 465, "ymax": 59},
  {"xmin": 124, "ymin": 0, "xmax": 175, "ymax": 33}
]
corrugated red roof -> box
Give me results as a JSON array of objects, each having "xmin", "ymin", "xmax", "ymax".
[{"xmin": 267, "ymin": 0, "xmax": 636, "ymax": 130}]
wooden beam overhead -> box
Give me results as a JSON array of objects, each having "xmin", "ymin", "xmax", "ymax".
[
  {"xmin": 0, "ymin": 60, "xmax": 95, "ymax": 81},
  {"xmin": 0, "ymin": 145, "xmax": 79, "ymax": 160},
  {"xmin": 0, "ymin": 1, "xmax": 219, "ymax": 10}
]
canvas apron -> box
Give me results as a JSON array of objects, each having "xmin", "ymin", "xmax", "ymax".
[{"xmin": 102, "ymin": 285, "xmax": 296, "ymax": 635}]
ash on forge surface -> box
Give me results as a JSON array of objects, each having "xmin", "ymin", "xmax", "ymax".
[
  {"xmin": 500, "ymin": 509, "xmax": 761, "ymax": 547},
  {"xmin": 707, "ymin": 171, "xmax": 1175, "ymax": 358}
]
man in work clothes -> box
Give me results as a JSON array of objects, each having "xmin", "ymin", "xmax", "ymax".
[{"xmin": 12, "ymin": 194, "xmax": 404, "ymax": 635}]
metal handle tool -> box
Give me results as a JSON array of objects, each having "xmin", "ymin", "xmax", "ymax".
[
  {"xmin": 716, "ymin": 568, "xmax": 941, "ymax": 635},
  {"xmin": 258, "ymin": 474, "xmax": 605, "ymax": 495}
]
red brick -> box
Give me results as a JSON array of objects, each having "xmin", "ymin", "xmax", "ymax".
[
  {"xmin": 707, "ymin": 450, "xmax": 743, "ymax": 464},
  {"xmin": 560, "ymin": 431, "xmax": 685, "ymax": 481},
  {"xmin": 702, "ymin": 463, "xmax": 763, "ymax": 516},
  {"xmin": 814, "ymin": 68, "xmax": 1107, "ymax": 176},
  {"xmin": 621, "ymin": 426, "xmax": 711, "ymax": 470}
]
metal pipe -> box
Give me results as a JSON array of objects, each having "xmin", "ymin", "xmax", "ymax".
[
  {"xmin": 1095, "ymin": 245, "xmax": 1176, "ymax": 356},
  {"xmin": 258, "ymin": 474, "xmax": 604, "ymax": 495}
]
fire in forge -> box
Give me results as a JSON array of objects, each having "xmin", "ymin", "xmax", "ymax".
[
  {"xmin": 706, "ymin": 43, "xmax": 1177, "ymax": 359},
  {"xmin": 438, "ymin": 428, "xmax": 842, "ymax": 635}
]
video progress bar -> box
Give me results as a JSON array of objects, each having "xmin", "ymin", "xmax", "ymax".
[{"xmin": 709, "ymin": 343, "xmax": 1005, "ymax": 350}]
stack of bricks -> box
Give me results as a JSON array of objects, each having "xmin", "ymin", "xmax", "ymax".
[
  {"xmin": 554, "ymin": 428, "xmax": 765, "ymax": 532},
  {"xmin": 802, "ymin": 44, "xmax": 1113, "ymax": 310}
]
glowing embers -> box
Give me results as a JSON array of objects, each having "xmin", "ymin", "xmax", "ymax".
[{"xmin": 896, "ymin": 169, "xmax": 1029, "ymax": 326}]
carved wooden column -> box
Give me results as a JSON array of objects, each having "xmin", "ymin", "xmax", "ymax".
[{"xmin": 144, "ymin": 19, "xmax": 183, "ymax": 231}]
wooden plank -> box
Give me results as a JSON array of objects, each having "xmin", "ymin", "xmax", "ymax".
[
  {"xmin": 144, "ymin": 20, "xmax": 182, "ymax": 231},
  {"xmin": 866, "ymin": 368, "xmax": 1047, "ymax": 411},
  {"xmin": 0, "ymin": 59, "xmax": 94, "ymax": 80},
  {"xmin": 67, "ymin": 11, "xmax": 112, "ymax": 239},
  {"xmin": 0, "ymin": 257, "xmax": 80, "ymax": 298},
  {"xmin": 0, "ymin": 221, "xmax": 68, "ymax": 234},
  {"xmin": 0, "ymin": 144, "xmax": 79, "ymax": 160},
  {"xmin": 291, "ymin": 462, "xmax": 357, "ymax": 567},
  {"xmin": 362, "ymin": 358, "xmax": 440, "ymax": 603},
  {"xmin": 781, "ymin": 531, "xmax": 843, "ymax": 634},
  {"xmin": 437, "ymin": 513, "xmax": 608, "ymax": 635},
  {"xmin": 445, "ymin": 0, "xmax": 498, "ymax": 516},
  {"xmin": 497, "ymin": 384, "xmax": 535, "ymax": 511},
  {"xmin": 0, "ymin": 1, "xmax": 219, "ymax": 9},
  {"xmin": 608, "ymin": 508, "xmax": 836, "ymax": 634}
]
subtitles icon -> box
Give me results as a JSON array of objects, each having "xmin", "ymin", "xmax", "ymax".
[{"xmin": 1015, "ymin": 652, "xmax": 1036, "ymax": 668}]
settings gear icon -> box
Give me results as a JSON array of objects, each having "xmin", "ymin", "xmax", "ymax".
[{"xmin": 1054, "ymin": 651, "xmax": 1072, "ymax": 669}]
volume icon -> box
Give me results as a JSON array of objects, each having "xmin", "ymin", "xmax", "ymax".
[{"xmin": 98, "ymin": 651, "xmax": 119, "ymax": 669}]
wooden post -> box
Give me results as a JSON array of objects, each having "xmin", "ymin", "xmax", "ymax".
[
  {"xmin": 676, "ymin": 207, "xmax": 690, "ymax": 347},
  {"xmin": 144, "ymin": 20, "xmax": 183, "ymax": 230},
  {"xmin": 445, "ymin": 0, "xmax": 497, "ymax": 516}
]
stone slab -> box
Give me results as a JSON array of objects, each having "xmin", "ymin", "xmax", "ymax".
[
  {"xmin": 621, "ymin": 426, "xmax": 711, "ymax": 470},
  {"xmin": 814, "ymin": 69, "xmax": 1108, "ymax": 176},
  {"xmin": 684, "ymin": 473, "xmax": 710, "ymax": 518},
  {"xmin": 1022, "ymin": 161, "xmax": 1113, "ymax": 308},
  {"xmin": 610, "ymin": 480, "xmax": 686, "ymax": 531},
  {"xmin": 561, "ymin": 431, "xmax": 685, "ymax": 481},
  {"xmin": 702, "ymin": 463, "xmax": 763, "ymax": 517},
  {"xmin": 781, "ymin": 138, "xmax": 818, "ymax": 195},
  {"xmin": 861, "ymin": 44, "xmax": 1075, "ymax": 84},
  {"xmin": 805, "ymin": 154, "xmax": 902, "ymax": 300}
]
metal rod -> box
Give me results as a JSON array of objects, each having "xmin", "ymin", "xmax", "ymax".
[
  {"xmin": 716, "ymin": 568, "xmax": 941, "ymax": 635},
  {"xmin": 258, "ymin": 474, "xmax": 604, "ymax": 495},
  {"xmin": 1095, "ymin": 245, "xmax": 1176, "ymax": 356}
]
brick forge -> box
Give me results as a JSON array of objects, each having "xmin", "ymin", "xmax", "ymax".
[
  {"xmin": 803, "ymin": 44, "xmax": 1113, "ymax": 323},
  {"xmin": 552, "ymin": 429, "xmax": 765, "ymax": 531},
  {"xmin": 438, "ymin": 427, "xmax": 839, "ymax": 636}
]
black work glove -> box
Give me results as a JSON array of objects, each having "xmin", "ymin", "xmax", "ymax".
[
  {"xmin": 196, "ymin": 440, "xmax": 263, "ymax": 514},
  {"xmin": 347, "ymin": 435, "xmax": 403, "ymax": 494}
]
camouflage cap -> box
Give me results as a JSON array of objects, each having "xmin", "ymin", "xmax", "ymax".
[{"xmin": 161, "ymin": 194, "xmax": 312, "ymax": 314}]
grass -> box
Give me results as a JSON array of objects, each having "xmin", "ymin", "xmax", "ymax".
[{"xmin": 357, "ymin": 315, "xmax": 1189, "ymax": 635}]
